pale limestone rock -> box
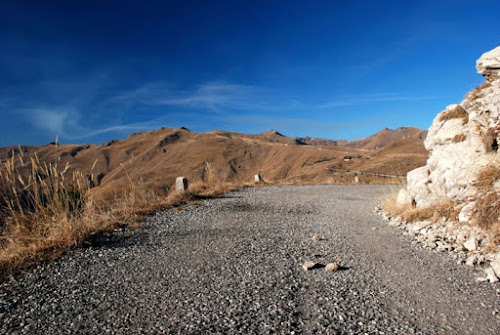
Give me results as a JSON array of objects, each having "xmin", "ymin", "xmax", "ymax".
[
  {"xmin": 302, "ymin": 261, "xmax": 316, "ymax": 271},
  {"xmin": 312, "ymin": 235, "xmax": 320, "ymax": 241},
  {"xmin": 464, "ymin": 236, "xmax": 479, "ymax": 251},
  {"xmin": 491, "ymin": 253, "xmax": 500, "ymax": 277},
  {"xmin": 476, "ymin": 46, "xmax": 500, "ymax": 77},
  {"xmin": 476, "ymin": 276, "xmax": 489, "ymax": 283},
  {"xmin": 466, "ymin": 255, "xmax": 477, "ymax": 267},
  {"xmin": 325, "ymin": 263, "xmax": 340, "ymax": 272},
  {"xmin": 396, "ymin": 188, "xmax": 411, "ymax": 206},
  {"xmin": 459, "ymin": 202, "xmax": 476, "ymax": 223},
  {"xmin": 402, "ymin": 46, "xmax": 500, "ymax": 214},
  {"xmin": 485, "ymin": 267, "xmax": 500, "ymax": 283},
  {"xmin": 406, "ymin": 166, "xmax": 436, "ymax": 208},
  {"xmin": 494, "ymin": 180, "xmax": 500, "ymax": 192}
]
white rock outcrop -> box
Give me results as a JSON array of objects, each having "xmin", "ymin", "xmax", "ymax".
[
  {"xmin": 476, "ymin": 46, "xmax": 500, "ymax": 77},
  {"xmin": 399, "ymin": 46, "xmax": 500, "ymax": 215}
]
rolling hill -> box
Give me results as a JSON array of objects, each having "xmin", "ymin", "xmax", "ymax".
[{"xmin": 0, "ymin": 127, "xmax": 428, "ymax": 201}]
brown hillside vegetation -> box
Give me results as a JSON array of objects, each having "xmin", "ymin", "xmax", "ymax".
[
  {"xmin": 0, "ymin": 127, "xmax": 428, "ymax": 203},
  {"xmin": 0, "ymin": 126, "xmax": 427, "ymax": 272},
  {"xmin": 345, "ymin": 126, "xmax": 428, "ymax": 150}
]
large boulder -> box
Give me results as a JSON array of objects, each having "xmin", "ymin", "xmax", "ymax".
[{"xmin": 400, "ymin": 46, "xmax": 500, "ymax": 219}]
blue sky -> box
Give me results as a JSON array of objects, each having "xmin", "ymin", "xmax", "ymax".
[{"xmin": 0, "ymin": 1, "xmax": 499, "ymax": 146}]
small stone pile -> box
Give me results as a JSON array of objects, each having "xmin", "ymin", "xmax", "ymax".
[{"xmin": 302, "ymin": 235, "xmax": 342, "ymax": 272}]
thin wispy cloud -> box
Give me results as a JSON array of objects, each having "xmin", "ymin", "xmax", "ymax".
[
  {"xmin": 82, "ymin": 121, "xmax": 166, "ymax": 138},
  {"xmin": 111, "ymin": 82, "xmax": 282, "ymax": 112},
  {"xmin": 20, "ymin": 106, "xmax": 163, "ymax": 142},
  {"xmin": 25, "ymin": 108, "xmax": 76, "ymax": 135},
  {"xmin": 110, "ymin": 81, "xmax": 434, "ymax": 114},
  {"xmin": 315, "ymin": 93, "xmax": 435, "ymax": 109}
]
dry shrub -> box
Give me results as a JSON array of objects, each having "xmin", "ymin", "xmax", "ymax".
[
  {"xmin": 203, "ymin": 162, "xmax": 218, "ymax": 190},
  {"xmin": 0, "ymin": 150, "xmax": 106, "ymax": 272},
  {"xmin": 438, "ymin": 105, "xmax": 469, "ymax": 124},
  {"xmin": 475, "ymin": 192, "xmax": 500, "ymax": 230},
  {"xmin": 474, "ymin": 164, "xmax": 500, "ymax": 241},
  {"xmin": 451, "ymin": 133, "xmax": 467, "ymax": 143},
  {"xmin": 466, "ymin": 80, "xmax": 492, "ymax": 101},
  {"xmin": 382, "ymin": 191, "xmax": 459, "ymax": 223},
  {"xmin": 0, "ymin": 151, "xmax": 185, "ymax": 274},
  {"xmin": 475, "ymin": 164, "xmax": 500, "ymax": 189}
]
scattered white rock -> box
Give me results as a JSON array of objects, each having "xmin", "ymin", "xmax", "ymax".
[
  {"xmin": 325, "ymin": 263, "xmax": 340, "ymax": 272},
  {"xmin": 302, "ymin": 261, "xmax": 317, "ymax": 271},
  {"xmin": 484, "ymin": 267, "xmax": 500, "ymax": 283},
  {"xmin": 466, "ymin": 256, "xmax": 477, "ymax": 267},
  {"xmin": 459, "ymin": 202, "xmax": 476, "ymax": 223},
  {"xmin": 396, "ymin": 189, "xmax": 411, "ymax": 206},
  {"xmin": 464, "ymin": 236, "xmax": 479, "ymax": 251},
  {"xmin": 490, "ymin": 253, "xmax": 500, "ymax": 277},
  {"xmin": 476, "ymin": 276, "xmax": 489, "ymax": 283}
]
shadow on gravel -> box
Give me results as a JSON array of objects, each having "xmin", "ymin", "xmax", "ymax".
[
  {"xmin": 82, "ymin": 229, "xmax": 143, "ymax": 250},
  {"xmin": 310, "ymin": 263, "xmax": 351, "ymax": 271}
]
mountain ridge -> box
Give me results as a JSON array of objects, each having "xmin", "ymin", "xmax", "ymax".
[{"xmin": 0, "ymin": 126, "xmax": 428, "ymax": 201}]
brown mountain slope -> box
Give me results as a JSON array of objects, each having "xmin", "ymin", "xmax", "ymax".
[
  {"xmin": 345, "ymin": 127, "xmax": 428, "ymax": 150},
  {"xmin": 0, "ymin": 127, "xmax": 428, "ymax": 201}
]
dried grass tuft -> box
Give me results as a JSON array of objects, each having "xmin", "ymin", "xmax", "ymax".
[
  {"xmin": 382, "ymin": 190, "xmax": 459, "ymax": 223},
  {"xmin": 0, "ymin": 152, "xmax": 251, "ymax": 274},
  {"xmin": 475, "ymin": 164, "xmax": 500, "ymax": 189},
  {"xmin": 466, "ymin": 80, "xmax": 492, "ymax": 101},
  {"xmin": 438, "ymin": 105, "xmax": 469, "ymax": 124},
  {"xmin": 451, "ymin": 133, "xmax": 467, "ymax": 143},
  {"xmin": 474, "ymin": 164, "xmax": 500, "ymax": 242}
]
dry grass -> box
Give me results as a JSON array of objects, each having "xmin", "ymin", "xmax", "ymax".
[
  {"xmin": 466, "ymin": 80, "xmax": 492, "ymax": 101},
  {"xmin": 451, "ymin": 133, "xmax": 467, "ymax": 143},
  {"xmin": 474, "ymin": 164, "xmax": 500, "ymax": 243},
  {"xmin": 475, "ymin": 164, "xmax": 500, "ymax": 189},
  {"xmin": 382, "ymin": 164, "xmax": 500, "ymax": 247},
  {"xmin": 0, "ymin": 149, "xmax": 107, "ymax": 273},
  {"xmin": 438, "ymin": 105, "xmax": 469, "ymax": 124},
  {"xmin": 0, "ymin": 153, "xmax": 251, "ymax": 275},
  {"xmin": 382, "ymin": 190, "xmax": 459, "ymax": 223}
]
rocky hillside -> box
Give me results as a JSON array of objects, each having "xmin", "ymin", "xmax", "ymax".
[{"xmin": 394, "ymin": 46, "xmax": 500, "ymax": 281}]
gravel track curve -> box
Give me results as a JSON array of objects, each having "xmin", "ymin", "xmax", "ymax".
[{"xmin": 1, "ymin": 185, "xmax": 499, "ymax": 334}]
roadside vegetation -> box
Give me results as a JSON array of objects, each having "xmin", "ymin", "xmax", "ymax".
[
  {"xmin": 382, "ymin": 164, "xmax": 500, "ymax": 244},
  {"xmin": 474, "ymin": 164, "xmax": 500, "ymax": 244},
  {"xmin": 382, "ymin": 192, "xmax": 459, "ymax": 223},
  {"xmin": 0, "ymin": 150, "xmax": 249, "ymax": 275},
  {"xmin": 0, "ymin": 144, "xmax": 411, "ymax": 275}
]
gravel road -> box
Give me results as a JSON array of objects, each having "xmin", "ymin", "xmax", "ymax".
[{"xmin": 1, "ymin": 185, "xmax": 499, "ymax": 334}]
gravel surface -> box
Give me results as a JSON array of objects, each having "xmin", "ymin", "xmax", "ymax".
[{"xmin": 1, "ymin": 185, "xmax": 499, "ymax": 334}]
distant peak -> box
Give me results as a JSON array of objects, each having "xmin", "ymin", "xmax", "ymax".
[{"xmin": 265, "ymin": 129, "xmax": 284, "ymax": 137}]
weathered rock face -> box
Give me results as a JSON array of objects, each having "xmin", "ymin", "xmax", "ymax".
[
  {"xmin": 476, "ymin": 46, "xmax": 500, "ymax": 78},
  {"xmin": 401, "ymin": 46, "xmax": 500, "ymax": 216}
]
